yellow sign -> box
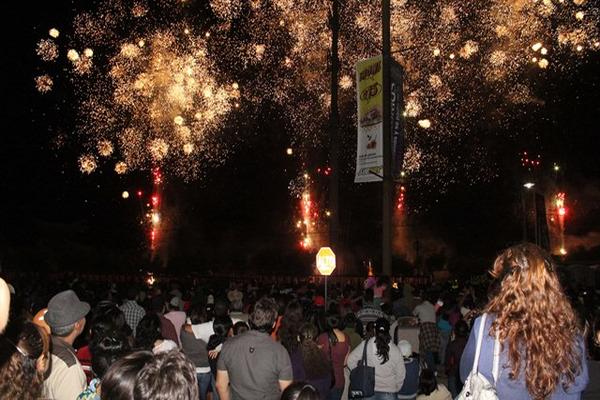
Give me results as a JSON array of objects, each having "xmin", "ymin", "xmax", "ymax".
[
  {"xmin": 357, "ymin": 56, "xmax": 383, "ymax": 128},
  {"xmin": 316, "ymin": 247, "xmax": 336, "ymax": 276}
]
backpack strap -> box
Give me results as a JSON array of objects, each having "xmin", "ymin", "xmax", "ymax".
[
  {"xmin": 360, "ymin": 337, "xmax": 370, "ymax": 367},
  {"xmin": 472, "ymin": 313, "xmax": 487, "ymax": 373},
  {"xmin": 492, "ymin": 329, "xmax": 500, "ymax": 384}
]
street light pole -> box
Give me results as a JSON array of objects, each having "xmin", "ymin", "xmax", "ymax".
[{"xmin": 382, "ymin": 0, "xmax": 393, "ymax": 276}]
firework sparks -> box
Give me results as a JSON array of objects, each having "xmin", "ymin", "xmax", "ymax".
[
  {"xmin": 79, "ymin": 154, "xmax": 97, "ymax": 174},
  {"xmin": 115, "ymin": 161, "xmax": 128, "ymax": 174},
  {"xmin": 35, "ymin": 3, "xmax": 238, "ymax": 180},
  {"xmin": 34, "ymin": 0, "xmax": 599, "ymax": 195},
  {"xmin": 97, "ymin": 140, "xmax": 114, "ymax": 157},
  {"xmin": 36, "ymin": 39, "xmax": 59, "ymax": 61},
  {"xmin": 35, "ymin": 74, "xmax": 53, "ymax": 93}
]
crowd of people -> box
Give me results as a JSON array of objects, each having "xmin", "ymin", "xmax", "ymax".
[{"xmin": 0, "ymin": 243, "xmax": 598, "ymax": 399}]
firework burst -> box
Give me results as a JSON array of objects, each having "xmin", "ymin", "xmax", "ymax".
[{"xmin": 35, "ymin": 0, "xmax": 598, "ymax": 194}]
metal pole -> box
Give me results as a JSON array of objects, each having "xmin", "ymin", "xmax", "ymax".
[
  {"xmin": 329, "ymin": 0, "xmax": 341, "ymax": 258},
  {"xmin": 324, "ymin": 275, "xmax": 328, "ymax": 310},
  {"xmin": 382, "ymin": 0, "xmax": 393, "ymax": 276}
]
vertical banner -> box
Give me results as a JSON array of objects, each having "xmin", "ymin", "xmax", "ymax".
[
  {"xmin": 355, "ymin": 56, "xmax": 404, "ymax": 183},
  {"xmin": 355, "ymin": 56, "xmax": 383, "ymax": 183}
]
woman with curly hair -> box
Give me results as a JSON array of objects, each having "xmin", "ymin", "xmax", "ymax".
[
  {"xmin": 294, "ymin": 323, "xmax": 332, "ymax": 400},
  {"xmin": 278, "ymin": 300, "xmax": 305, "ymax": 354},
  {"xmin": 0, "ymin": 321, "xmax": 50, "ymax": 400},
  {"xmin": 460, "ymin": 243, "xmax": 589, "ymax": 399}
]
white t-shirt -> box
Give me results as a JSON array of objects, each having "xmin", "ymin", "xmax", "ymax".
[
  {"xmin": 191, "ymin": 317, "xmax": 242, "ymax": 342},
  {"xmin": 413, "ymin": 301, "xmax": 436, "ymax": 323}
]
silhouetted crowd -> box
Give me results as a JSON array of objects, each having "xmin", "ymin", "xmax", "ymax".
[{"xmin": 0, "ymin": 243, "xmax": 599, "ymax": 400}]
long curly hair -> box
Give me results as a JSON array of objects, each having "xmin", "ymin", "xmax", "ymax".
[
  {"xmin": 278, "ymin": 301, "xmax": 304, "ymax": 353},
  {"xmin": 0, "ymin": 322, "xmax": 49, "ymax": 400},
  {"xmin": 485, "ymin": 243, "xmax": 582, "ymax": 400},
  {"xmin": 298, "ymin": 323, "xmax": 330, "ymax": 380}
]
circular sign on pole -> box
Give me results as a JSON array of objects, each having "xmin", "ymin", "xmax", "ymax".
[{"xmin": 316, "ymin": 247, "xmax": 336, "ymax": 276}]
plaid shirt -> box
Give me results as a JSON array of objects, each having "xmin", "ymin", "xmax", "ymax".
[
  {"xmin": 120, "ymin": 300, "xmax": 146, "ymax": 336},
  {"xmin": 419, "ymin": 321, "xmax": 440, "ymax": 352}
]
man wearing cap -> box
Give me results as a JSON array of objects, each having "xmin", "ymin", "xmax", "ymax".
[
  {"xmin": 164, "ymin": 296, "xmax": 186, "ymax": 346},
  {"xmin": 43, "ymin": 289, "xmax": 90, "ymax": 400}
]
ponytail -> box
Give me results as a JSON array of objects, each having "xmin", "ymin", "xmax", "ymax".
[{"xmin": 373, "ymin": 317, "xmax": 391, "ymax": 364}]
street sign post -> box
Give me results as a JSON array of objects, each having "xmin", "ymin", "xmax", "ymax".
[{"xmin": 316, "ymin": 247, "xmax": 336, "ymax": 308}]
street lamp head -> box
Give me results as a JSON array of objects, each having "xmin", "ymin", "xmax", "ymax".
[{"xmin": 523, "ymin": 182, "xmax": 535, "ymax": 189}]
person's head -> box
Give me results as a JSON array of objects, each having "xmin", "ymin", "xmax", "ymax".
[
  {"xmin": 418, "ymin": 368, "xmax": 437, "ymax": 396},
  {"xmin": 166, "ymin": 297, "xmax": 181, "ymax": 312},
  {"xmin": 101, "ymin": 351, "xmax": 153, "ymax": 400},
  {"xmin": 278, "ymin": 300, "xmax": 304, "ymax": 352},
  {"xmin": 299, "ymin": 322, "xmax": 319, "ymax": 344},
  {"xmin": 373, "ymin": 317, "xmax": 391, "ymax": 364},
  {"xmin": 230, "ymin": 299, "xmax": 244, "ymax": 313},
  {"xmin": 89, "ymin": 332, "xmax": 130, "ymax": 380},
  {"xmin": 133, "ymin": 350, "xmax": 198, "ymax": 400},
  {"xmin": 213, "ymin": 297, "xmax": 230, "ymax": 318},
  {"xmin": 281, "ymin": 382, "xmax": 320, "ymax": 400},
  {"xmin": 0, "ymin": 322, "xmax": 50, "ymax": 399},
  {"xmin": 134, "ymin": 313, "xmax": 162, "ymax": 350},
  {"xmin": 453, "ymin": 320, "xmax": 469, "ymax": 339},
  {"xmin": 232, "ymin": 321, "xmax": 249, "ymax": 336},
  {"xmin": 45, "ymin": 290, "xmax": 90, "ymax": 342},
  {"xmin": 188, "ymin": 304, "xmax": 206, "ymax": 325},
  {"xmin": 325, "ymin": 313, "xmax": 341, "ymax": 331},
  {"xmin": 343, "ymin": 313, "xmax": 357, "ymax": 331},
  {"xmin": 126, "ymin": 286, "xmax": 139, "ymax": 302},
  {"xmin": 88, "ymin": 303, "xmax": 127, "ymax": 341},
  {"xmin": 486, "ymin": 243, "xmax": 582, "ymax": 399},
  {"xmin": 212, "ymin": 316, "xmax": 233, "ymax": 338},
  {"xmin": 249, "ymin": 297, "xmax": 278, "ymax": 333}
]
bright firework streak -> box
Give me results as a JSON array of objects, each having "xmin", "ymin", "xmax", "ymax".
[
  {"xmin": 396, "ymin": 186, "xmax": 406, "ymax": 212},
  {"xmin": 294, "ymin": 170, "xmax": 327, "ymax": 252},
  {"xmin": 299, "ymin": 191, "xmax": 313, "ymax": 250},
  {"xmin": 149, "ymin": 167, "xmax": 163, "ymax": 252}
]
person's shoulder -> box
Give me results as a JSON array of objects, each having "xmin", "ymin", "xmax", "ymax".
[
  {"xmin": 388, "ymin": 343, "xmax": 403, "ymax": 359},
  {"xmin": 52, "ymin": 339, "xmax": 79, "ymax": 368}
]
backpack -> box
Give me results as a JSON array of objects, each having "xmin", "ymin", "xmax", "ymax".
[{"xmin": 456, "ymin": 313, "xmax": 500, "ymax": 400}]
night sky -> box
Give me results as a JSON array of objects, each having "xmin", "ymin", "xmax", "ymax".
[{"xmin": 1, "ymin": 1, "xmax": 599, "ymax": 276}]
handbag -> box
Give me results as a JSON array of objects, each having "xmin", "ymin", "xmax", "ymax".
[
  {"xmin": 349, "ymin": 338, "xmax": 376, "ymax": 399},
  {"xmin": 456, "ymin": 313, "xmax": 500, "ymax": 400}
]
